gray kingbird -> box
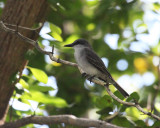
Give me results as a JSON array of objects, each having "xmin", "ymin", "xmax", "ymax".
[{"xmin": 64, "ymin": 39, "xmax": 129, "ymax": 98}]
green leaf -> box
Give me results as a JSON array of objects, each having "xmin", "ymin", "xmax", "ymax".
[
  {"xmin": 29, "ymin": 85, "xmax": 54, "ymax": 92},
  {"xmin": 86, "ymin": 0, "xmax": 98, "ymax": 6},
  {"xmin": 21, "ymin": 91, "xmax": 67, "ymax": 108},
  {"xmin": 49, "ymin": 23, "xmax": 63, "ymax": 42},
  {"xmin": 125, "ymin": 107, "xmax": 148, "ymax": 120},
  {"xmin": 50, "ymin": 23, "xmax": 62, "ymax": 35},
  {"xmin": 64, "ymin": 34, "xmax": 79, "ymax": 45},
  {"xmin": 21, "ymin": 99, "xmax": 31, "ymax": 106},
  {"xmin": 113, "ymin": 91, "xmax": 124, "ymax": 108},
  {"xmin": 120, "ymin": 105, "xmax": 128, "ymax": 112},
  {"xmin": 19, "ymin": 79, "xmax": 29, "ymax": 89},
  {"xmin": 49, "ymin": 40, "xmax": 61, "ymax": 49},
  {"xmin": 112, "ymin": 117, "xmax": 133, "ymax": 127},
  {"xmin": 50, "ymin": 32, "xmax": 63, "ymax": 42},
  {"xmin": 15, "ymin": 87, "xmax": 24, "ymax": 95},
  {"xmin": 27, "ymin": 66, "xmax": 48, "ymax": 84},
  {"xmin": 151, "ymin": 121, "xmax": 160, "ymax": 128},
  {"xmin": 96, "ymin": 107, "xmax": 113, "ymax": 119},
  {"xmin": 130, "ymin": 92, "xmax": 140, "ymax": 102},
  {"xmin": 114, "ymin": 90, "xmax": 124, "ymax": 100},
  {"xmin": 95, "ymin": 95, "xmax": 113, "ymax": 109},
  {"xmin": 135, "ymin": 120, "xmax": 146, "ymax": 127}
]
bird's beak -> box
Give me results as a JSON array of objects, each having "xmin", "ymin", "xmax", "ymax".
[{"xmin": 64, "ymin": 43, "xmax": 74, "ymax": 47}]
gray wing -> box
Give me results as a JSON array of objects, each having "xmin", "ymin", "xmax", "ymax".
[
  {"xmin": 84, "ymin": 48, "xmax": 112, "ymax": 77},
  {"xmin": 83, "ymin": 48, "xmax": 129, "ymax": 97}
]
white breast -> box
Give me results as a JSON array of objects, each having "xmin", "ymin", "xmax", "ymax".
[{"xmin": 73, "ymin": 46, "xmax": 99, "ymax": 76}]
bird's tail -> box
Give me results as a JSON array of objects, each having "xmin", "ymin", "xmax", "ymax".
[{"xmin": 112, "ymin": 81, "xmax": 129, "ymax": 98}]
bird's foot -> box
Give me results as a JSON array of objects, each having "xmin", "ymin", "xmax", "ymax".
[
  {"xmin": 82, "ymin": 73, "xmax": 95, "ymax": 83},
  {"xmin": 88, "ymin": 75, "xmax": 96, "ymax": 83},
  {"xmin": 82, "ymin": 73, "xmax": 89, "ymax": 78}
]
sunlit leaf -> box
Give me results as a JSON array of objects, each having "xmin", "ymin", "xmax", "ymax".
[
  {"xmin": 21, "ymin": 99, "xmax": 31, "ymax": 106},
  {"xmin": 29, "ymin": 85, "xmax": 54, "ymax": 92},
  {"xmin": 21, "ymin": 91, "xmax": 68, "ymax": 108},
  {"xmin": 50, "ymin": 32, "xmax": 63, "ymax": 42},
  {"xmin": 49, "ymin": 40, "xmax": 61, "ymax": 49},
  {"xmin": 153, "ymin": 3, "xmax": 160, "ymax": 12},
  {"xmin": 27, "ymin": 66, "xmax": 48, "ymax": 84},
  {"xmin": 52, "ymin": 61, "xmax": 62, "ymax": 66},
  {"xmin": 125, "ymin": 107, "xmax": 148, "ymax": 120},
  {"xmin": 86, "ymin": 0, "xmax": 99, "ymax": 6},
  {"xmin": 50, "ymin": 23, "xmax": 62, "ymax": 35},
  {"xmin": 64, "ymin": 34, "xmax": 79, "ymax": 45},
  {"xmin": 152, "ymin": 43, "xmax": 160, "ymax": 55},
  {"xmin": 19, "ymin": 79, "xmax": 29, "ymax": 89},
  {"xmin": 86, "ymin": 23, "xmax": 95, "ymax": 31},
  {"xmin": 49, "ymin": 23, "xmax": 63, "ymax": 42},
  {"xmin": 154, "ymin": 101, "xmax": 160, "ymax": 112}
]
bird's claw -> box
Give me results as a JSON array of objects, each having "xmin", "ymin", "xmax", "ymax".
[
  {"xmin": 82, "ymin": 73, "xmax": 88, "ymax": 78},
  {"xmin": 88, "ymin": 75, "xmax": 95, "ymax": 83},
  {"xmin": 82, "ymin": 73, "xmax": 95, "ymax": 83}
]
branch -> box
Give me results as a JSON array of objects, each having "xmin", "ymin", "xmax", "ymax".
[
  {"xmin": 0, "ymin": 115, "xmax": 122, "ymax": 128},
  {"xmin": 3, "ymin": 22, "xmax": 43, "ymax": 31},
  {"xmin": 0, "ymin": 21, "xmax": 160, "ymax": 121},
  {"xmin": 104, "ymin": 112, "xmax": 119, "ymax": 121},
  {"xmin": 104, "ymin": 85, "xmax": 160, "ymax": 120}
]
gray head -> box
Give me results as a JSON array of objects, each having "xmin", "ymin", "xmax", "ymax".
[{"xmin": 64, "ymin": 39, "xmax": 92, "ymax": 48}]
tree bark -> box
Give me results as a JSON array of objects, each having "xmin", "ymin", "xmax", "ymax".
[{"xmin": 0, "ymin": 0, "xmax": 48, "ymax": 124}]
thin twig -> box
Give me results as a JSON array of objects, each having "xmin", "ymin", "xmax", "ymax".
[
  {"xmin": 104, "ymin": 112, "xmax": 119, "ymax": 122},
  {"xmin": 105, "ymin": 85, "xmax": 160, "ymax": 120},
  {"xmin": 145, "ymin": 93, "xmax": 152, "ymax": 125},
  {"xmin": 0, "ymin": 21, "xmax": 160, "ymax": 121},
  {"xmin": 4, "ymin": 22, "xmax": 43, "ymax": 31}
]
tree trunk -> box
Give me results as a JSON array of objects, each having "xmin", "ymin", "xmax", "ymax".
[{"xmin": 0, "ymin": 0, "xmax": 48, "ymax": 124}]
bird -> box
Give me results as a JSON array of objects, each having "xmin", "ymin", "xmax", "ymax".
[{"xmin": 64, "ymin": 39, "xmax": 129, "ymax": 98}]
